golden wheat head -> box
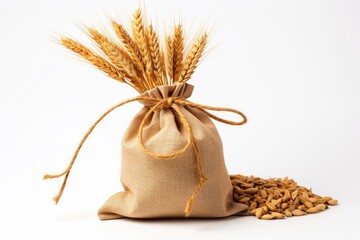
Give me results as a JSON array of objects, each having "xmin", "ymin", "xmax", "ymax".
[{"xmin": 60, "ymin": 8, "xmax": 208, "ymax": 93}]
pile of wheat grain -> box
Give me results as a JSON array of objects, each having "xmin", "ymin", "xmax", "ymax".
[
  {"xmin": 231, "ymin": 175, "xmax": 338, "ymax": 220},
  {"xmin": 61, "ymin": 9, "xmax": 207, "ymax": 93}
]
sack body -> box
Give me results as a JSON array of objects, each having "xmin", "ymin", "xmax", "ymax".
[{"xmin": 98, "ymin": 83, "xmax": 248, "ymax": 219}]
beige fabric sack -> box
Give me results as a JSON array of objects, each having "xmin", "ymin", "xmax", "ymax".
[{"xmin": 98, "ymin": 83, "xmax": 248, "ymax": 219}]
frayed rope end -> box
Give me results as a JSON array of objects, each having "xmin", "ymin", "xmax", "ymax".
[
  {"xmin": 43, "ymin": 174, "xmax": 52, "ymax": 180},
  {"xmin": 53, "ymin": 194, "xmax": 61, "ymax": 205},
  {"xmin": 184, "ymin": 198, "xmax": 194, "ymax": 218},
  {"xmin": 184, "ymin": 177, "xmax": 208, "ymax": 217},
  {"xmin": 43, "ymin": 173, "xmax": 67, "ymax": 204}
]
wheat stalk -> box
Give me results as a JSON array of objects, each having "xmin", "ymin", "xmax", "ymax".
[
  {"xmin": 61, "ymin": 37, "xmax": 125, "ymax": 83},
  {"xmin": 173, "ymin": 25, "xmax": 184, "ymax": 82},
  {"xmin": 178, "ymin": 33, "xmax": 207, "ymax": 83}
]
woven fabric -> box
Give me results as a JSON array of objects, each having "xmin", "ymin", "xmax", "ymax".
[{"xmin": 98, "ymin": 83, "xmax": 248, "ymax": 219}]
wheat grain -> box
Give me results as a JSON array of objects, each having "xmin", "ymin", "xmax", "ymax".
[
  {"xmin": 306, "ymin": 207, "xmax": 320, "ymax": 214},
  {"xmin": 315, "ymin": 203, "xmax": 327, "ymax": 211},
  {"xmin": 255, "ymin": 207, "xmax": 264, "ymax": 219},
  {"xmin": 231, "ymin": 174, "xmax": 338, "ymax": 220},
  {"xmin": 327, "ymin": 199, "xmax": 338, "ymax": 206},
  {"xmin": 292, "ymin": 209, "xmax": 306, "ymax": 216},
  {"xmin": 261, "ymin": 214, "xmax": 274, "ymax": 220},
  {"xmin": 271, "ymin": 212, "xmax": 285, "ymax": 219}
]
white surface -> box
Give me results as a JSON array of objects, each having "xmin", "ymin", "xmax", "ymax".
[{"xmin": 1, "ymin": 0, "xmax": 359, "ymax": 239}]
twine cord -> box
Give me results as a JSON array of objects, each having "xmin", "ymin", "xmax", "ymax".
[{"xmin": 43, "ymin": 96, "xmax": 247, "ymax": 216}]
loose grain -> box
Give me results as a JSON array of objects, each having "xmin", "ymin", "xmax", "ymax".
[{"xmin": 231, "ymin": 175, "xmax": 338, "ymax": 220}]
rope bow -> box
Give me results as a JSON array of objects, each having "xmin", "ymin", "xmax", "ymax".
[{"xmin": 43, "ymin": 96, "xmax": 247, "ymax": 217}]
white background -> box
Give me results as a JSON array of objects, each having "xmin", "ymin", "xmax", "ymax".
[{"xmin": 1, "ymin": 0, "xmax": 359, "ymax": 239}]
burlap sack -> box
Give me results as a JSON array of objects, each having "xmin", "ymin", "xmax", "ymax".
[{"xmin": 98, "ymin": 83, "xmax": 248, "ymax": 219}]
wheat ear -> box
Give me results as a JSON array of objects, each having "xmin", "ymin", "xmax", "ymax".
[
  {"xmin": 159, "ymin": 48, "xmax": 167, "ymax": 85},
  {"xmin": 111, "ymin": 21, "xmax": 145, "ymax": 75},
  {"xmin": 61, "ymin": 37, "xmax": 124, "ymax": 83},
  {"xmin": 173, "ymin": 25, "xmax": 184, "ymax": 81},
  {"xmin": 178, "ymin": 33, "xmax": 207, "ymax": 83},
  {"xmin": 166, "ymin": 36, "xmax": 174, "ymax": 84},
  {"xmin": 87, "ymin": 28, "xmax": 142, "ymax": 85},
  {"xmin": 132, "ymin": 9, "xmax": 154, "ymax": 88},
  {"xmin": 147, "ymin": 25, "xmax": 163, "ymax": 85}
]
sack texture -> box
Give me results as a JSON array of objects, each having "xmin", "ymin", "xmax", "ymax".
[{"xmin": 98, "ymin": 83, "xmax": 248, "ymax": 219}]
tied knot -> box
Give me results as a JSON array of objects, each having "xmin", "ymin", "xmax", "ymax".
[
  {"xmin": 156, "ymin": 97, "xmax": 178, "ymax": 111},
  {"xmin": 166, "ymin": 96, "xmax": 175, "ymax": 107}
]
